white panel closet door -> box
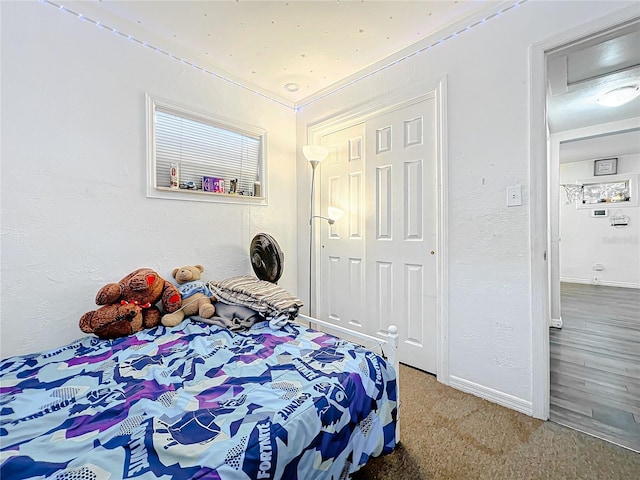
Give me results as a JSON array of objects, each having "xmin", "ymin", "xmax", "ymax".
[
  {"xmin": 365, "ymin": 98, "xmax": 437, "ymax": 374},
  {"xmin": 316, "ymin": 96, "xmax": 438, "ymax": 374}
]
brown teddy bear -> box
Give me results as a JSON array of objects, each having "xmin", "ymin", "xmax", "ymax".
[
  {"xmin": 79, "ymin": 267, "xmax": 182, "ymax": 338},
  {"xmin": 161, "ymin": 265, "xmax": 216, "ymax": 327},
  {"xmin": 79, "ymin": 303, "xmax": 145, "ymax": 340}
]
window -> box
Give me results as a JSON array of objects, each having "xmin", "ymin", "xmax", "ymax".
[
  {"xmin": 146, "ymin": 94, "xmax": 266, "ymax": 203},
  {"xmin": 576, "ymin": 173, "xmax": 638, "ymax": 209},
  {"xmin": 582, "ymin": 180, "xmax": 629, "ymax": 205}
]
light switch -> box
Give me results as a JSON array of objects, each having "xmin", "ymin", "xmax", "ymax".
[{"xmin": 507, "ymin": 185, "xmax": 522, "ymax": 207}]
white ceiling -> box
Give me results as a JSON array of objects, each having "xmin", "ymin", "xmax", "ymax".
[
  {"xmin": 559, "ymin": 129, "xmax": 640, "ymax": 164},
  {"xmin": 547, "ymin": 19, "xmax": 640, "ymax": 134},
  {"xmin": 548, "ymin": 19, "xmax": 640, "ymax": 163},
  {"xmin": 66, "ymin": 0, "xmax": 498, "ymax": 104},
  {"xmin": 59, "ymin": 0, "xmax": 639, "ymax": 138}
]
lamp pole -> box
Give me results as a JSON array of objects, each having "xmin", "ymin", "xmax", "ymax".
[
  {"xmin": 304, "ymin": 145, "xmax": 328, "ymax": 317},
  {"xmin": 309, "ymin": 161, "xmax": 318, "ymax": 316}
]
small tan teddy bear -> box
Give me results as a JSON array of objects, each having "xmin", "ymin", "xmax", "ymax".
[{"xmin": 161, "ymin": 265, "xmax": 216, "ymax": 327}]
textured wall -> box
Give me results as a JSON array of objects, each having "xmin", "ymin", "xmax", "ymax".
[
  {"xmin": 296, "ymin": 0, "xmax": 637, "ymax": 404},
  {"xmin": 0, "ymin": 2, "xmax": 296, "ymax": 358}
]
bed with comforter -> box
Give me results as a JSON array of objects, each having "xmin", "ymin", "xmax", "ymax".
[{"xmin": 0, "ymin": 320, "xmax": 397, "ymax": 479}]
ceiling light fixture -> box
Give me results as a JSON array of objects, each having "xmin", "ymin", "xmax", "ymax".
[
  {"xmin": 284, "ymin": 83, "xmax": 300, "ymax": 92},
  {"xmin": 596, "ymin": 86, "xmax": 640, "ymax": 107}
]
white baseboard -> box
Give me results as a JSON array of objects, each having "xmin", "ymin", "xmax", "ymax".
[
  {"xmin": 560, "ymin": 277, "xmax": 640, "ymax": 289},
  {"xmin": 449, "ymin": 376, "xmax": 533, "ymax": 416},
  {"xmin": 550, "ymin": 316, "xmax": 563, "ymax": 329}
]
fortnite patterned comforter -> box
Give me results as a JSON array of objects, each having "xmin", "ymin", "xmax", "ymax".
[{"xmin": 0, "ymin": 320, "xmax": 397, "ymax": 479}]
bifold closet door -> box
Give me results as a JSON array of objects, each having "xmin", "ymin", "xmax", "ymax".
[{"xmin": 318, "ymin": 96, "xmax": 438, "ymax": 374}]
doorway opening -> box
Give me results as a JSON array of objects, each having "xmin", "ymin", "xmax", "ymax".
[{"xmin": 544, "ymin": 17, "xmax": 640, "ymax": 451}]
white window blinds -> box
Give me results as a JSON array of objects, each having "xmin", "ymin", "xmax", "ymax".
[{"xmin": 148, "ymin": 95, "xmax": 265, "ymax": 202}]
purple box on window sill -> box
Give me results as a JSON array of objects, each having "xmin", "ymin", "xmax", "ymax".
[{"xmin": 202, "ymin": 176, "xmax": 225, "ymax": 193}]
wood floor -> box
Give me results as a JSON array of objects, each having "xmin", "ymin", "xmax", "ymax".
[{"xmin": 549, "ymin": 282, "xmax": 640, "ymax": 452}]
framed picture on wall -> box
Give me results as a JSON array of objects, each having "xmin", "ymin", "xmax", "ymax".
[{"xmin": 593, "ymin": 158, "xmax": 618, "ymax": 176}]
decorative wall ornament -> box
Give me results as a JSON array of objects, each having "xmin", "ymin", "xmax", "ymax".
[{"xmin": 610, "ymin": 211, "xmax": 630, "ymax": 227}]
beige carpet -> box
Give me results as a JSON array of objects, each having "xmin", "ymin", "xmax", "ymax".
[{"xmin": 353, "ymin": 364, "xmax": 640, "ymax": 479}]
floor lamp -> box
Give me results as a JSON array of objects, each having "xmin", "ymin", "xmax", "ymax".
[{"xmin": 304, "ymin": 145, "xmax": 335, "ymax": 317}]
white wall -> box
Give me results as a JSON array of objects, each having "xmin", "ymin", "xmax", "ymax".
[
  {"xmin": 560, "ymin": 155, "xmax": 640, "ymax": 287},
  {"xmin": 0, "ymin": 1, "xmax": 296, "ymax": 358},
  {"xmin": 296, "ymin": 0, "xmax": 637, "ymax": 407}
]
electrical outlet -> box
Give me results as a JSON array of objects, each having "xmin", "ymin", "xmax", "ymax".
[{"xmin": 507, "ymin": 185, "xmax": 522, "ymax": 207}]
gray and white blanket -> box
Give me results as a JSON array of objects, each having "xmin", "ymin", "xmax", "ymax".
[{"xmin": 192, "ymin": 301, "xmax": 264, "ymax": 331}]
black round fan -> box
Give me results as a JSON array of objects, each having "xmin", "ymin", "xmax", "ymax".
[{"xmin": 250, "ymin": 233, "xmax": 284, "ymax": 283}]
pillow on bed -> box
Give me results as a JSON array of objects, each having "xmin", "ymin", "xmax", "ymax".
[{"xmin": 207, "ymin": 275, "xmax": 303, "ymax": 327}]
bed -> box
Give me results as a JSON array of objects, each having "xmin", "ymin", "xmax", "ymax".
[{"xmin": 0, "ymin": 315, "xmax": 398, "ymax": 479}]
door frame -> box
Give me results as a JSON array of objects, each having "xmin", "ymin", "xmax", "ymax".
[
  {"xmin": 306, "ymin": 78, "xmax": 449, "ymax": 382},
  {"xmin": 529, "ymin": 5, "xmax": 640, "ymax": 420}
]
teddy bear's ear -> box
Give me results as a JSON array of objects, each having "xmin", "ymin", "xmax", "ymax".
[
  {"xmin": 195, "ymin": 265, "xmax": 204, "ymax": 273},
  {"xmin": 172, "ymin": 268, "xmax": 179, "ymax": 278}
]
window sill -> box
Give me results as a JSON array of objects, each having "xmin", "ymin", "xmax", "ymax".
[{"xmin": 149, "ymin": 186, "xmax": 267, "ymax": 205}]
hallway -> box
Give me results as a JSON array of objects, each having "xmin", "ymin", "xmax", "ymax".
[{"xmin": 550, "ymin": 282, "xmax": 640, "ymax": 451}]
